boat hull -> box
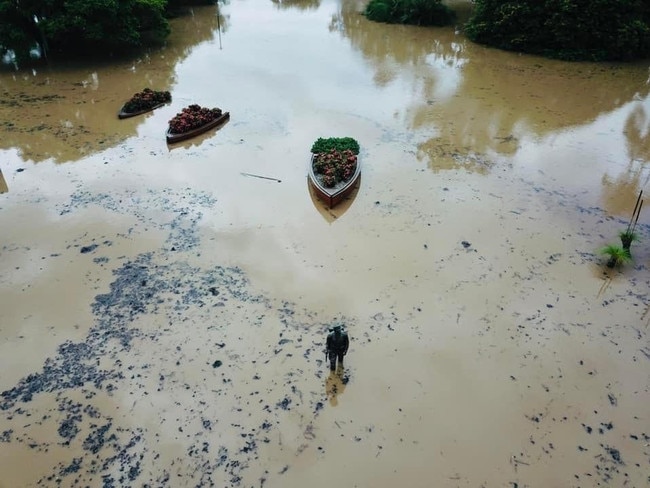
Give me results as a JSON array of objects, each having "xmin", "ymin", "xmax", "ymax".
[
  {"xmin": 308, "ymin": 153, "xmax": 361, "ymax": 208},
  {"xmin": 166, "ymin": 112, "xmax": 230, "ymax": 143},
  {"xmin": 118, "ymin": 102, "xmax": 166, "ymax": 119}
]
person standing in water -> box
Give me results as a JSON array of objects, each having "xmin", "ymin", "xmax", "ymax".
[{"xmin": 326, "ymin": 325, "xmax": 349, "ymax": 372}]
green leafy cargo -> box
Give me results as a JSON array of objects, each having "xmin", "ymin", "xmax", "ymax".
[{"xmin": 310, "ymin": 137, "xmax": 360, "ymax": 155}]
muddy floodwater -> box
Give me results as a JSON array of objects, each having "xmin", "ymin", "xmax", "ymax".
[{"xmin": 1, "ymin": 0, "xmax": 649, "ymax": 486}]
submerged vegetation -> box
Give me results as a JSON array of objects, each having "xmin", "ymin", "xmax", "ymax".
[
  {"xmin": 0, "ymin": 0, "xmax": 170, "ymax": 61},
  {"xmin": 465, "ymin": 0, "xmax": 650, "ymax": 61},
  {"xmin": 620, "ymin": 190, "xmax": 644, "ymax": 254},
  {"xmin": 359, "ymin": 0, "xmax": 649, "ymax": 61},
  {"xmin": 600, "ymin": 245, "xmax": 632, "ymax": 269},
  {"xmin": 363, "ymin": 0, "xmax": 456, "ymax": 26},
  {"xmin": 0, "ymin": 0, "xmax": 214, "ymax": 64},
  {"xmin": 600, "ymin": 191, "xmax": 643, "ymax": 268}
]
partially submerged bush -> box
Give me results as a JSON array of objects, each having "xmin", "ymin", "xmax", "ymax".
[
  {"xmin": 364, "ymin": 0, "xmax": 456, "ymax": 27},
  {"xmin": 600, "ymin": 244, "xmax": 632, "ymax": 268},
  {"xmin": 619, "ymin": 229, "xmax": 639, "ymax": 251},
  {"xmin": 465, "ymin": 0, "xmax": 650, "ymax": 61}
]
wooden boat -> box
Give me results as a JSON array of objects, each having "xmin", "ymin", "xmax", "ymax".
[
  {"xmin": 118, "ymin": 102, "xmax": 166, "ymax": 119},
  {"xmin": 308, "ymin": 153, "xmax": 361, "ymax": 208},
  {"xmin": 166, "ymin": 112, "xmax": 230, "ymax": 143}
]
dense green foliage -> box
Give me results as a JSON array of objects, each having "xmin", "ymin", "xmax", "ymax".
[
  {"xmin": 364, "ymin": 0, "xmax": 456, "ymax": 26},
  {"xmin": 0, "ymin": 0, "xmax": 220, "ymax": 63},
  {"xmin": 0, "ymin": 1, "xmax": 37, "ymax": 60},
  {"xmin": 465, "ymin": 0, "xmax": 650, "ymax": 61},
  {"xmin": 310, "ymin": 137, "xmax": 360, "ymax": 155},
  {"xmin": 600, "ymin": 244, "xmax": 632, "ymax": 268}
]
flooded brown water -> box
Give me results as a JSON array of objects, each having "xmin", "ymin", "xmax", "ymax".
[{"xmin": 1, "ymin": 1, "xmax": 649, "ymax": 487}]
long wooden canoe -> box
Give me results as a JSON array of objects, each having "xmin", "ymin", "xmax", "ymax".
[
  {"xmin": 166, "ymin": 112, "xmax": 230, "ymax": 143},
  {"xmin": 118, "ymin": 102, "xmax": 166, "ymax": 119},
  {"xmin": 308, "ymin": 153, "xmax": 361, "ymax": 208}
]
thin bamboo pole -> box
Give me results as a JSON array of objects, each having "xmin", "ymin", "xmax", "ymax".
[
  {"xmin": 631, "ymin": 200, "xmax": 643, "ymax": 234},
  {"xmin": 627, "ymin": 190, "xmax": 643, "ymax": 233}
]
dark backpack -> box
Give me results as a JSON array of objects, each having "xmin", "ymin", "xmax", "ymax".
[{"xmin": 327, "ymin": 329, "xmax": 349, "ymax": 353}]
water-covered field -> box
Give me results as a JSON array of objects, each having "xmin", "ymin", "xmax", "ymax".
[{"xmin": 1, "ymin": 1, "xmax": 649, "ymax": 486}]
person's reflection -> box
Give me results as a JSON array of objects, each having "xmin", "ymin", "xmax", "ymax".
[{"xmin": 325, "ymin": 369, "xmax": 348, "ymax": 406}]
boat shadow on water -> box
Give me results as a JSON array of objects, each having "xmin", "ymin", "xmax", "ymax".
[
  {"xmin": 308, "ymin": 175, "xmax": 361, "ymax": 223},
  {"xmin": 0, "ymin": 169, "xmax": 8, "ymax": 194}
]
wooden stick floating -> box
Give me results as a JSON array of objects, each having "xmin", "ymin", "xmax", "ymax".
[{"xmin": 240, "ymin": 172, "xmax": 282, "ymax": 183}]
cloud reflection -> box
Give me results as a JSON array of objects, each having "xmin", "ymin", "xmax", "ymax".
[
  {"xmin": 601, "ymin": 101, "xmax": 650, "ymax": 216},
  {"xmin": 331, "ymin": 0, "xmax": 650, "ymax": 173}
]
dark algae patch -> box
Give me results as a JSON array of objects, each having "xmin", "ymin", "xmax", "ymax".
[
  {"xmin": 59, "ymin": 188, "xmax": 218, "ymax": 252},
  {"xmin": 0, "ymin": 340, "xmax": 123, "ymax": 409},
  {"xmin": 1, "ymin": 186, "xmax": 341, "ymax": 486},
  {"xmin": 80, "ymin": 243, "xmax": 99, "ymax": 254}
]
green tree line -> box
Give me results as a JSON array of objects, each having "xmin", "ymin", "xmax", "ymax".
[
  {"xmin": 465, "ymin": 0, "xmax": 650, "ymax": 61},
  {"xmin": 0, "ymin": 0, "xmax": 214, "ymax": 63},
  {"xmin": 3, "ymin": 1, "xmax": 649, "ymax": 63},
  {"xmin": 363, "ymin": 0, "xmax": 649, "ymax": 61}
]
